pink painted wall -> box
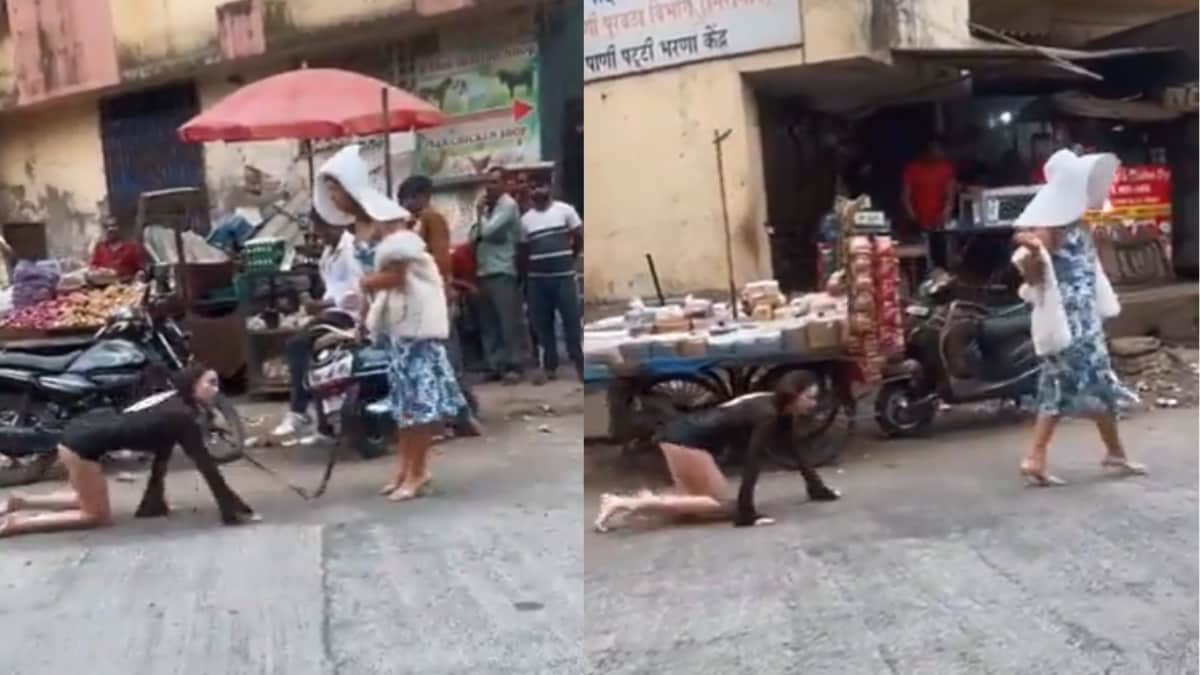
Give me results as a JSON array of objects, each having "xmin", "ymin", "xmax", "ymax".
[
  {"xmin": 8, "ymin": 0, "xmax": 120, "ymax": 106},
  {"xmin": 217, "ymin": 0, "xmax": 267, "ymax": 61}
]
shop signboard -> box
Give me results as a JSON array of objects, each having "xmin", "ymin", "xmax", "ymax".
[
  {"xmin": 413, "ymin": 41, "xmax": 541, "ymax": 179},
  {"xmin": 1093, "ymin": 165, "xmax": 1173, "ymax": 222},
  {"xmin": 583, "ymin": 0, "xmax": 803, "ymax": 82},
  {"xmin": 1086, "ymin": 165, "xmax": 1174, "ymax": 284},
  {"xmin": 1162, "ymin": 83, "xmax": 1198, "ymax": 113}
]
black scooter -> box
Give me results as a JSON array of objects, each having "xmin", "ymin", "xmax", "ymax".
[{"xmin": 874, "ymin": 274, "xmax": 1039, "ymax": 437}]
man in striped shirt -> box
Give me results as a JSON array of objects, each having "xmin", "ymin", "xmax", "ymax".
[{"xmin": 520, "ymin": 176, "xmax": 584, "ymax": 384}]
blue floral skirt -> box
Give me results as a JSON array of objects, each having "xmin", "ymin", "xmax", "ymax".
[
  {"xmin": 1036, "ymin": 333, "xmax": 1139, "ymax": 417},
  {"xmin": 378, "ymin": 337, "xmax": 467, "ymax": 429}
]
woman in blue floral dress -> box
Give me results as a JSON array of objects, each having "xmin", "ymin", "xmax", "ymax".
[{"xmin": 1011, "ymin": 150, "xmax": 1146, "ymax": 487}]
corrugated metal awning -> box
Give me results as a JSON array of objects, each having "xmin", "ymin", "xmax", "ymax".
[{"xmin": 893, "ymin": 39, "xmax": 1180, "ymax": 93}]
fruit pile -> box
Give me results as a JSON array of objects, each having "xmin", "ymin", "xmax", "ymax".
[{"xmin": 3, "ymin": 283, "xmax": 144, "ymax": 331}]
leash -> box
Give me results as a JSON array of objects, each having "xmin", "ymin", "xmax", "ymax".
[{"xmin": 238, "ymin": 438, "xmax": 340, "ymax": 501}]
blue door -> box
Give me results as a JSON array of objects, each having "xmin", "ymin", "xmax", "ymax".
[{"xmin": 99, "ymin": 82, "xmax": 208, "ymax": 227}]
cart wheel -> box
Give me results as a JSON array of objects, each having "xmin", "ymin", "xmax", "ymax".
[
  {"xmin": 617, "ymin": 375, "xmax": 726, "ymax": 458},
  {"xmin": 756, "ymin": 367, "xmax": 847, "ymax": 468},
  {"xmin": 641, "ymin": 375, "xmax": 726, "ymax": 410}
]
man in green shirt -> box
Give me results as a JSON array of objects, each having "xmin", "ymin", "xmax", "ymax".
[{"xmin": 470, "ymin": 167, "xmax": 524, "ymax": 383}]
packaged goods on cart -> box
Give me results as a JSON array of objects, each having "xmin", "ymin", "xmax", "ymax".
[
  {"xmin": 872, "ymin": 236, "xmax": 904, "ymax": 356},
  {"xmin": 741, "ymin": 279, "xmax": 786, "ymax": 317},
  {"xmin": 261, "ymin": 357, "xmax": 290, "ymax": 381}
]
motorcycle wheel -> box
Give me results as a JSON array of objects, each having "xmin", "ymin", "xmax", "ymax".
[
  {"xmin": 0, "ymin": 454, "xmax": 57, "ymax": 489},
  {"xmin": 874, "ymin": 382, "xmax": 936, "ymax": 438},
  {"xmin": 342, "ymin": 388, "xmax": 391, "ymax": 460},
  {"xmin": 207, "ymin": 394, "xmax": 247, "ymax": 465}
]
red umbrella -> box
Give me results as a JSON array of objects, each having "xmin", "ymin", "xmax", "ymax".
[{"xmin": 178, "ymin": 68, "xmax": 446, "ymax": 143}]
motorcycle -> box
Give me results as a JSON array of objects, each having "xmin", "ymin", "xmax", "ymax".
[
  {"xmin": 874, "ymin": 274, "xmax": 1038, "ymax": 437},
  {"xmin": 306, "ymin": 325, "xmax": 393, "ymax": 459},
  {"xmin": 0, "ymin": 295, "xmax": 245, "ymax": 486}
]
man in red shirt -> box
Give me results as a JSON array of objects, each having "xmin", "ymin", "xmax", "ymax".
[
  {"xmin": 90, "ymin": 217, "xmax": 145, "ymax": 280},
  {"xmin": 901, "ymin": 137, "xmax": 957, "ymax": 269}
]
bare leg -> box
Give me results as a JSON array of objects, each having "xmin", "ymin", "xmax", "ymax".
[
  {"xmin": 1096, "ymin": 414, "xmax": 1147, "ymax": 475},
  {"xmin": 0, "ymin": 448, "xmax": 112, "ymax": 538},
  {"xmin": 380, "ymin": 434, "xmax": 409, "ymax": 495},
  {"xmin": 593, "ymin": 491, "xmax": 727, "ymax": 532},
  {"xmin": 2, "ymin": 490, "xmax": 80, "ymax": 513},
  {"xmin": 389, "ymin": 425, "xmax": 434, "ymax": 501},
  {"xmin": 1020, "ymin": 414, "xmax": 1065, "ymax": 487}
]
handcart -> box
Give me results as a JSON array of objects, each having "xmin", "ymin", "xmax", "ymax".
[{"xmin": 585, "ymin": 347, "xmax": 862, "ymax": 468}]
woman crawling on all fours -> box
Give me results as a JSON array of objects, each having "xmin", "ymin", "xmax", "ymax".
[
  {"xmin": 594, "ymin": 371, "xmax": 840, "ymax": 532},
  {"xmin": 0, "ymin": 364, "xmax": 258, "ymax": 538}
]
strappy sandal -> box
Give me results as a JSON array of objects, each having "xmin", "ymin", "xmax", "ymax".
[
  {"xmin": 1101, "ymin": 457, "xmax": 1148, "ymax": 476},
  {"xmin": 594, "ymin": 494, "xmax": 626, "ymax": 533},
  {"xmin": 1020, "ymin": 461, "xmax": 1066, "ymax": 487},
  {"xmin": 387, "ymin": 477, "xmax": 433, "ymax": 502}
]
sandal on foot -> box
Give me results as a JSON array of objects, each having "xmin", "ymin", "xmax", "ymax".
[
  {"xmin": 1102, "ymin": 457, "xmax": 1148, "ymax": 476},
  {"xmin": 594, "ymin": 495, "xmax": 623, "ymax": 533},
  {"xmin": 1020, "ymin": 463, "xmax": 1066, "ymax": 487},
  {"xmin": 388, "ymin": 479, "xmax": 432, "ymax": 502}
]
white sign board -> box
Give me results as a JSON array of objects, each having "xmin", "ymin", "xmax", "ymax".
[
  {"xmin": 1163, "ymin": 82, "xmax": 1198, "ymax": 113},
  {"xmin": 583, "ymin": 0, "xmax": 803, "ymax": 82}
]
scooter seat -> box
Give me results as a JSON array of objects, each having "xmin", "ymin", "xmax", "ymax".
[
  {"xmin": 979, "ymin": 312, "xmax": 1031, "ymax": 350},
  {"xmin": 0, "ymin": 350, "xmax": 82, "ymax": 373},
  {"xmin": 987, "ymin": 303, "xmax": 1029, "ymax": 318}
]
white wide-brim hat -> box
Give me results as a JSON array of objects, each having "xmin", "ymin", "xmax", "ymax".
[
  {"xmin": 1013, "ymin": 148, "xmax": 1121, "ymax": 228},
  {"xmin": 313, "ymin": 144, "xmax": 409, "ymax": 227}
]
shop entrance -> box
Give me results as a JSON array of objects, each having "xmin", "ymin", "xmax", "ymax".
[{"xmin": 753, "ymin": 49, "xmax": 1196, "ymax": 299}]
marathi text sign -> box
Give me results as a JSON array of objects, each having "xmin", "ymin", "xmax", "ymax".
[{"xmin": 583, "ymin": 0, "xmax": 803, "ymax": 82}]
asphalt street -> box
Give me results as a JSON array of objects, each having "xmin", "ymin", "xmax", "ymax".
[
  {"xmin": 0, "ymin": 413, "xmax": 585, "ymax": 675},
  {"xmin": 585, "ymin": 408, "xmax": 1200, "ymax": 675}
]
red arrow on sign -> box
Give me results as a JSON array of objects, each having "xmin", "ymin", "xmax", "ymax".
[{"xmin": 512, "ymin": 99, "xmax": 533, "ymax": 122}]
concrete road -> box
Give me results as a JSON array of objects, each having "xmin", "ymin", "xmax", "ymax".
[
  {"xmin": 585, "ymin": 408, "xmax": 1199, "ymax": 675},
  {"xmin": 0, "ymin": 414, "xmax": 585, "ymax": 675}
]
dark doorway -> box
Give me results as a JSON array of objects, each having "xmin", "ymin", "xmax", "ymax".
[
  {"xmin": 99, "ymin": 82, "xmax": 208, "ymax": 229},
  {"xmin": 563, "ymin": 96, "xmax": 583, "ymax": 212},
  {"xmin": 2, "ymin": 222, "xmax": 48, "ymax": 262}
]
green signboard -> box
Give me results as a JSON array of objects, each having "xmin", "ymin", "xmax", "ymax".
[{"xmin": 414, "ymin": 41, "xmax": 541, "ymax": 179}]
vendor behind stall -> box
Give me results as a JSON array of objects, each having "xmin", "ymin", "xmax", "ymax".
[
  {"xmin": 90, "ymin": 216, "xmax": 145, "ymax": 281},
  {"xmin": 901, "ymin": 137, "xmax": 957, "ymax": 269}
]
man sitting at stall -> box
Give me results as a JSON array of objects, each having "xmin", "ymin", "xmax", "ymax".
[
  {"xmin": 901, "ymin": 136, "xmax": 957, "ymax": 270},
  {"xmin": 90, "ymin": 216, "xmax": 146, "ymax": 281},
  {"xmin": 272, "ymin": 215, "xmax": 366, "ymax": 438}
]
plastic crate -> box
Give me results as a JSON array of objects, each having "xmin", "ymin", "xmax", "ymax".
[{"xmin": 242, "ymin": 238, "xmax": 286, "ymax": 274}]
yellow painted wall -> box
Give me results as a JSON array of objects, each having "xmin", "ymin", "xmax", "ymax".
[
  {"xmin": 277, "ymin": 0, "xmax": 415, "ymax": 31},
  {"xmin": 0, "ymin": 100, "xmax": 108, "ymax": 261},
  {"xmin": 583, "ymin": 0, "xmax": 874, "ymax": 301},
  {"xmin": 110, "ymin": 0, "xmax": 227, "ymax": 74},
  {"xmin": 582, "ymin": 0, "xmax": 971, "ymax": 301},
  {"xmin": 584, "ymin": 59, "xmax": 772, "ymax": 301}
]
